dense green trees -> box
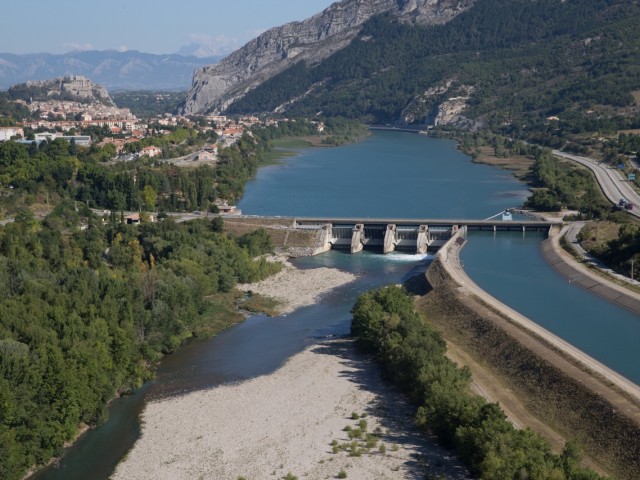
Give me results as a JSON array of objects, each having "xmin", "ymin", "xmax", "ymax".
[
  {"xmin": 351, "ymin": 286, "xmax": 604, "ymax": 480},
  {"xmin": 0, "ymin": 92, "xmax": 32, "ymax": 123},
  {"xmin": 523, "ymin": 149, "xmax": 611, "ymax": 216},
  {"xmin": 0, "ymin": 112, "xmax": 297, "ymax": 480},
  {"xmin": 581, "ymin": 223, "xmax": 640, "ymax": 278},
  {"xmin": 111, "ymin": 91, "xmax": 187, "ymax": 119},
  {"xmin": 0, "ymin": 130, "xmax": 264, "ymax": 214},
  {"xmin": 0, "ymin": 208, "xmax": 280, "ymax": 480}
]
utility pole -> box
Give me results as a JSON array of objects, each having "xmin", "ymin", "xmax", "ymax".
[{"xmin": 631, "ymin": 259, "xmax": 634, "ymax": 281}]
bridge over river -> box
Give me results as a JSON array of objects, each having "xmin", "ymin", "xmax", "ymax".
[{"xmin": 286, "ymin": 214, "xmax": 559, "ymax": 255}]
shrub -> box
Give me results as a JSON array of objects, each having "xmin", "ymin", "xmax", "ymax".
[{"xmin": 358, "ymin": 419, "xmax": 367, "ymax": 431}]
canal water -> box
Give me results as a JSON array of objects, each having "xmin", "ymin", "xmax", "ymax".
[
  {"xmin": 461, "ymin": 231, "xmax": 640, "ymax": 382},
  {"xmin": 35, "ymin": 131, "xmax": 639, "ymax": 479}
]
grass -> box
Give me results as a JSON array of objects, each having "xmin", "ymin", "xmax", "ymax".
[
  {"xmin": 272, "ymin": 138, "xmax": 314, "ymax": 149},
  {"xmin": 559, "ymin": 233, "xmax": 582, "ymax": 261},
  {"xmin": 579, "ymin": 221, "xmax": 621, "ymax": 253},
  {"xmin": 332, "ymin": 421, "xmax": 385, "ymax": 459},
  {"xmin": 260, "ymin": 138, "xmax": 314, "ymax": 165},
  {"xmin": 193, "ymin": 292, "xmax": 245, "ymax": 337},
  {"xmin": 469, "ymin": 146, "xmax": 534, "ymax": 179},
  {"xmin": 261, "ymin": 148, "xmax": 300, "ymax": 165},
  {"xmin": 239, "ymin": 292, "xmax": 283, "ymax": 317}
]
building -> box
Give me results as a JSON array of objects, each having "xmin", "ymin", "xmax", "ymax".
[
  {"xmin": 218, "ymin": 204, "xmax": 240, "ymax": 215},
  {"xmin": 140, "ymin": 146, "xmax": 162, "ymax": 158},
  {"xmin": 125, "ymin": 213, "xmax": 155, "ymax": 224},
  {"xmin": 33, "ymin": 133, "xmax": 91, "ymax": 146},
  {"xmin": 195, "ymin": 150, "xmax": 216, "ymax": 162},
  {"xmin": 0, "ymin": 127, "xmax": 24, "ymax": 141}
]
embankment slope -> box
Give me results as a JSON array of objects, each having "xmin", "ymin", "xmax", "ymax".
[{"xmin": 416, "ymin": 237, "xmax": 640, "ymax": 479}]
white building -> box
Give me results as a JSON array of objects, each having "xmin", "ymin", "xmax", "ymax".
[{"xmin": 0, "ymin": 127, "xmax": 24, "ymax": 141}]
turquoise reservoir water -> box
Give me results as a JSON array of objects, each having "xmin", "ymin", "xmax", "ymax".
[{"xmin": 239, "ymin": 131, "xmax": 530, "ymax": 218}]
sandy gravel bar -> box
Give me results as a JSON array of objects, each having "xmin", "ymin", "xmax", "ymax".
[
  {"xmin": 112, "ymin": 340, "xmax": 471, "ymax": 480},
  {"xmin": 237, "ymin": 256, "xmax": 357, "ymax": 314}
]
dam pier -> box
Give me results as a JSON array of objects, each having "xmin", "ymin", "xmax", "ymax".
[{"xmin": 290, "ymin": 216, "xmax": 557, "ymax": 255}]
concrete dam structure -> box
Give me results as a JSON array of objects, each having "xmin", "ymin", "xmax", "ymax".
[{"xmin": 292, "ymin": 217, "xmax": 557, "ymax": 255}]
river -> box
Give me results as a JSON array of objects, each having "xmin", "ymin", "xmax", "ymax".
[{"xmin": 34, "ymin": 131, "xmax": 639, "ymax": 479}]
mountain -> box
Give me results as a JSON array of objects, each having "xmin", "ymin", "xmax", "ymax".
[
  {"xmin": 181, "ymin": 0, "xmax": 475, "ymax": 115},
  {"xmin": 183, "ymin": 0, "xmax": 640, "ymax": 131},
  {"xmin": 0, "ymin": 50, "xmax": 224, "ymax": 92}
]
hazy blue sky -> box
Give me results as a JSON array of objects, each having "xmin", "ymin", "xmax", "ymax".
[{"xmin": 1, "ymin": 0, "xmax": 337, "ymax": 56}]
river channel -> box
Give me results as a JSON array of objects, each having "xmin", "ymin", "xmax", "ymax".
[{"xmin": 35, "ymin": 131, "xmax": 639, "ymax": 479}]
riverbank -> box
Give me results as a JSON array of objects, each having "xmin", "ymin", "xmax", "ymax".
[
  {"xmin": 236, "ymin": 255, "xmax": 357, "ymax": 315},
  {"xmin": 111, "ymin": 340, "xmax": 471, "ymax": 480},
  {"xmin": 417, "ymin": 233, "xmax": 640, "ymax": 479}
]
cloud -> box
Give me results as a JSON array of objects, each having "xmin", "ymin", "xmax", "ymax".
[
  {"xmin": 117, "ymin": 45, "xmax": 129, "ymax": 52},
  {"xmin": 244, "ymin": 28, "xmax": 267, "ymax": 39},
  {"xmin": 63, "ymin": 42, "xmax": 94, "ymax": 52},
  {"xmin": 177, "ymin": 34, "xmax": 245, "ymax": 57}
]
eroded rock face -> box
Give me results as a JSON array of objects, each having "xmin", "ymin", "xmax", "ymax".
[
  {"xmin": 25, "ymin": 75, "xmax": 115, "ymax": 106},
  {"xmin": 182, "ymin": 0, "xmax": 475, "ymax": 115}
]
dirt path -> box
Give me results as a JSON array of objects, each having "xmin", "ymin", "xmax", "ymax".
[{"xmin": 443, "ymin": 338, "xmax": 609, "ymax": 473}]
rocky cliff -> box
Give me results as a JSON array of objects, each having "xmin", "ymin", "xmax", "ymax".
[
  {"xmin": 20, "ymin": 76, "xmax": 115, "ymax": 106},
  {"xmin": 182, "ymin": 0, "xmax": 475, "ymax": 115}
]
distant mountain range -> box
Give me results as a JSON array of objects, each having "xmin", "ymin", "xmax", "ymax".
[{"xmin": 0, "ymin": 50, "xmax": 224, "ymax": 92}]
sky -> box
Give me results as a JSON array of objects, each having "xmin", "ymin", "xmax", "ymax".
[{"xmin": 1, "ymin": 0, "xmax": 337, "ymax": 57}]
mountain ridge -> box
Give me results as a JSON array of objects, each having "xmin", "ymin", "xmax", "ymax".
[
  {"xmin": 0, "ymin": 50, "xmax": 224, "ymax": 92},
  {"xmin": 183, "ymin": 0, "xmax": 640, "ymax": 132},
  {"xmin": 181, "ymin": 0, "xmax": 476, "ymax": 115}
]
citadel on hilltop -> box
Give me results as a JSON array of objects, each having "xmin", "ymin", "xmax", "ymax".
[{"xmin": 23, "ymin": 75, "xmax": 115, "ymax": 106}]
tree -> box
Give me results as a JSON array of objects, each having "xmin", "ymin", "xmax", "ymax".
[{"xmin": 142, "ymin": 185, "xmax": 158, "ymax": 210}]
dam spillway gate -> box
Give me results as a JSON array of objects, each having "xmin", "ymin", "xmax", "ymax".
[{"xmin": 291, "ymin": 217, "xmax": 556, "ymax": 255}]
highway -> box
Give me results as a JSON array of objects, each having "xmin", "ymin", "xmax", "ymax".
[{"xmin": 552, "ymin": 150, "xmax": 640, "ymax": 218}]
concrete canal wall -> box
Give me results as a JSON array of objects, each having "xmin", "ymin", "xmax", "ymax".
[{"xmin": 416, "ymin": 235, "xmax": 640, "ymax": 479}]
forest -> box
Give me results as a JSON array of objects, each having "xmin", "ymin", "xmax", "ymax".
[
  {"xmin": 0, "ymin": 207, "xmax": 280, "ymax": 480},
  {"xmin": 110, "ymin": 91, "xmax": 187, "ymax": 119},
  {"xmin": 351, "ymin": 286, "xmax": 605, "ymax": 480},
  {"xmin": 0, "ymin": 117, "xmax": 375, "ymax": 479}
]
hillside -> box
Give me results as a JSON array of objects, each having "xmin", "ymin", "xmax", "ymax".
[
  {"xmin": 181, "ymin": 0, "xmax": 476, "ymax": 115},
  {"xmin": 7, "ymin": 76, "xmax": 115, "ymax": 106},
  {"xmin": 0, "ymin": 50, "xmax": 223, "ymax": 91},
  {"xmin": 186, "ymin": 0, "xmax": 640, "ymax": 133}
]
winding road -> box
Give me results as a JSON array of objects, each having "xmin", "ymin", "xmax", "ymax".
[{"xmin": 552, "ymin": 150, "xmax": 640, "ymax": 217}]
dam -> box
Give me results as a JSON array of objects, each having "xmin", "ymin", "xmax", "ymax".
[{"xmin": 291, "ymin": 216, "xmax": 558, "ymax": 255}]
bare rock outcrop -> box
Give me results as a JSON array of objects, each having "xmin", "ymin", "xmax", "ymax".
[
  {"xmin": 182, "ymin": 0, "xmax": 475, "ymax": 115},
  {"xmin": 25, "ymin": 75, "xmax": 115, "ymax": 106}
]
